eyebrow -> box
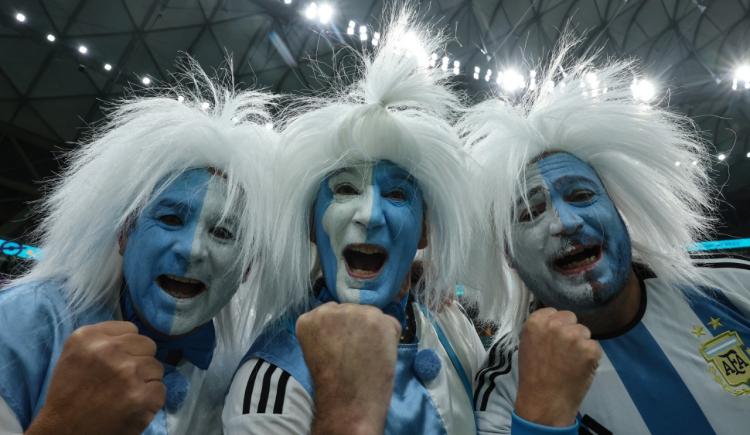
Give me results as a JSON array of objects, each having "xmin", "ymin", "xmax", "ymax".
[{"xmin": 515, "ymin": 186, "xmax": 544, "ymax": 207}]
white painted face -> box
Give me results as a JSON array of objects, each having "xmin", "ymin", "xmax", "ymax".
[
  {"xmin": 122, "ymin": 169, "xmax": 244, "ymax": 335},
  {"xmin": 509, "ymin": 153, "xmax": 631, "ymax": 311},
  {"xmin": 312, "ymin": 160, "xmax": 425, "ymax": 307}
]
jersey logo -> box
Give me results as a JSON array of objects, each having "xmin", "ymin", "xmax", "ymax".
[{"xmin": 699, "ymin": 330, "xmax": 750, "ymax": 395}]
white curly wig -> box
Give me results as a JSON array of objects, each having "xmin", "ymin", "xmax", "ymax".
[
  {"xmin": 460, "ymin": 40, "xmax": 716, "ymax": 343},
  {"xmin": 273, "ymin": 9, "xmax": 479, "ymax": 312},
  {"xmin": 6, "ymin": 59, "xmax": 282, "ymax": 370}
]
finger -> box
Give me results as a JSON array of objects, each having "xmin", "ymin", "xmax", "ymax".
[
  {"xmin": 141, "ymin": 381, "xmax": 167, "ymax": 413},
  {"xmin": 551, "ymin": 310, "xmax": 577, "ymax": 325},
  {"xmin": 79, "ymin": 320, "xmax": 139, "ymax": 337},
  {"xmin": 135, "ymin": 357, "xmax": 164, "ymax": 382},
  {"xmin": 384, "ymin": 314, "xmax": 402, "ymax": 340},
  {"xmin": 115, "ymin": 333, "xmax": 158, "ymax": 357}
]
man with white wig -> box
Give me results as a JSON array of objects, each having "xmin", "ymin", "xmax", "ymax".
[
  {"xmin": 464, "ymin": 44, "xmax": 750, "ymax": 434},
  {"xmin": 0, "ymin": 63, "xmax": 281, "ymax": 434},
  {"xmin": 223, "ymin": 12, "xmax": 485, "ymax": 435}
]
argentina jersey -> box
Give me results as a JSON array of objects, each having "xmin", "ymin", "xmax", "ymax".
[{"xmin": 474, "ymin": 256, "xmax": 750, "ymax": 435}]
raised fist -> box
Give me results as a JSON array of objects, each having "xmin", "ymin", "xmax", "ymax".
[
  {"xmin": 27, "ymin": 321, "xmax": 165, "ymax": 435},
  {"xmin": 514, "ymin": 308, "xmax": 602, "ymax": 427},
  {"xmin": 297, "ymin": 302, "xmax": 401, "ymax": 435}
]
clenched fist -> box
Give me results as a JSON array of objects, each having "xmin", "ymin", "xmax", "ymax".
[
  {"xmin": 297, "ymin": 302, "xmax": 401, "ymax": 435},
  {"xmin": 514, "ymin": 308, "xmax": 602, "ymax": 427},
  {"xmin": 27, "ymin": 321, "xmax": 165, "ymax": 435}
]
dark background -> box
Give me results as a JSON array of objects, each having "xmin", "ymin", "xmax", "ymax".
[{"xmin": 0, "ymin": 0, "xmax": 748, "ymax": 271}]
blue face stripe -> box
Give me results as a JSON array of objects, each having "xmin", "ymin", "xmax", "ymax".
[
  {"xmin": 600, "ymin": 323, "xmax": 715, "ymax": 435},
  {"xmin": 122, "ymin": 169, "xmax": 211, "ymax": 334}
]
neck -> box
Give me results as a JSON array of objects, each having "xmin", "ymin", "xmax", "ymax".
[{"xmin": 576, "ymin": 269, "xmax": 642, "ymax": 338}]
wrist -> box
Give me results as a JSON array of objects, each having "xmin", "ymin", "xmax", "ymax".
[
  {"xmin": 26, "ymin": 407, "xmax": 70, "ymax": 435},
  {"xmin": 514, "ymin": 392, "xmax": 577, "ymax": 427},
  {"xmin": 511, "ymin": 411, "xmax": 578, "ymax": 435}
]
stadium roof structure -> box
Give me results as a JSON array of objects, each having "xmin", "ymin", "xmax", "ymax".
[{"xmin": 0, "ymin": 0, "xmax": 749, "ymax": 240}]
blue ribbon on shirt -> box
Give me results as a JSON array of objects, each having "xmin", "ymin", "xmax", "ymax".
[{"xmin": 119, "ymin": 290, "xmax": 216, "ymax": 370}]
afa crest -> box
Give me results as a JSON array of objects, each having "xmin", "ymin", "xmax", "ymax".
[{"xmin": 700, "ymin": 330, "xmax": 750, "ymax": 396}]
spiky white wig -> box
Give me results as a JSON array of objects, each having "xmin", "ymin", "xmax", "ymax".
[
  {"xmin": 460, "ymin": 41, "xmax": 716, "ymax": 342},
  {"xmin": 7, "ymin": 60, "xmax": 280, "ymax": 371},
  {"xmin": 274, "ymin": 11, "xmax": 478, "ymax": 312}
]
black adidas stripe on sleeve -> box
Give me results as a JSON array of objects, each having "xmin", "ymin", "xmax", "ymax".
[{"xmin": 242, "ymin": 360, "xmax": 294, "ymax": 415}]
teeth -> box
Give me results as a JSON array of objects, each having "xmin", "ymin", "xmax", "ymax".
[
  {"xmin": 563, "ymin": 255, "xmax": 597, "ymax": 269},
  {"xmin": 165, "ymin": 275, "xmax": 202, "ymax": 285},
  {"xmin": 350, "ymin": 245, "xmax": 383, "ymax": 254}
]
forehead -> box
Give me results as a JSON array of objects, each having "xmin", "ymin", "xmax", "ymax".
[
  {"xmin": 534, "ymin": 152, "xmax": 602, "ymax": 185},
  {"xmin": 151, "ymin": 168, "xmax": 227, "ymax": 205},
  {"xmin": 328, "ymin": 160, "xmax": 415, "ymax": 183}
]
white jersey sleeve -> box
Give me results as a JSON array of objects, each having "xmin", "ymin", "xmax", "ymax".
[
  {"xmin": 693, "ymin": 254, "xmax": 750, "ymax": 316},
  {"xmin": 0, "ymin": 396, "xmax": 22, "ymax": 435},
  {"xmin": 473, "ymin": 339, "xmax": 519, "ymax": 435},
  {"xmin": 223, "ymin": 358, "xmax": 313, "ymax": 435}
]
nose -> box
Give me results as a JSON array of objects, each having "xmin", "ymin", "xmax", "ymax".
[
  {"xmin": 174, "ymin": 228, "xmax": 205, "ymax": 266},
  {"xmin": 352, "ymin": 187, "xmax": 385, "ymax": 231},
  {"xmin": 549, "ymin": 204, "xmax": 583, "ymax": 237}
]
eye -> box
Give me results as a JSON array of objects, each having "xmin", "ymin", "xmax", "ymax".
[
  {"xmin": 566, "ymin": 189, "xmax": 595, "ymax": 203},
  {"xmin": 384, "ymin": 189, "xmax": 407, "ymax": 201},
  {"xmin": 158, "ymin": 214, "xmax": 182, "ymax": 226},
  {"xmin": 333, "ymin": 183, "xmax": 359, "ymax": 196},
  {"xmin": 210, "ymin": 226, "xmax": 235, "ymax": 241},
  {"xmin": 517, "ymin": 202, "xmax": 546, "ymax": 222}
]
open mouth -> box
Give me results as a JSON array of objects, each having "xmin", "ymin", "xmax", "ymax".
[
  {"xmin": 156, "ymin": 274, "xmax": 207, "ymax": 299},
  {"xmin": 343, "ymin": 244, "xmax": 388, "ymax": 280},
  {"xmin": 553, "ymin": 245, "xmax": 602, "ymax": 275}
]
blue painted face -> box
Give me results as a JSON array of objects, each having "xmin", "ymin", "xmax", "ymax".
[
  {"xmin": 509, "ymin": 152, "xmax": 632, "ymax": 311},
  {"xmin": 121, "ymin": 169, "xmax": 243, "ymax": 335},
  {"xmin": 313, "ymin": 160, "xmax": 424, "ymax": 308}
]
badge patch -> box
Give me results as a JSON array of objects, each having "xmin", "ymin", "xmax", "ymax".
[{"xmin": 699, "ymin": 330, "xmax": 750, "ymax": 396}]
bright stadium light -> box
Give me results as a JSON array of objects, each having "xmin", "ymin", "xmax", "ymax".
[
  {"xmin": 441, "ymin": 56, "xmax": 449, "ymax": 72},
  {"xmin": 453, "ymin": 60, "xmax": 460, "ymax": 75},
  {"xmin": 318, "ymin": 3, "xmax": 333, "ymax": 24},
  {"xmin": 733, "ymin": 64, "xmax": 750, "ymax": 90},
  {"xmin": 631, "ymin": 78, "xmax": 656, "ymax": 103},
  {"xmin": 500, "ymin": 68, "xmax": 525, "ymax": 92},
  {"xmin": 304, "ymin": 3, "xmax": 317, "ymax": 20},
  {"xmin": 15, "ymin": 12, "xmax": 26, "ymax": 23},
  {"xmin": 141, "ymin": 76, "xmax": 151, "ymax": 86},
  {"xmin": 46, "ymin": 34, "xmax": 56, "ymax": 42},
  {"xmin": 78, "ymin": 45, "xmax": 88, "ymax": 54},
  {"xmin": 103, "ymin": 63, "xmax": 112, "ymax": 71},
  {"xmin": 718, "ymin": 153, "xmax": 726, "ymax": 161}
]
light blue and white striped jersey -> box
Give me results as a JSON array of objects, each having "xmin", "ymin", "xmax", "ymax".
[{"xmin": 475, "ymin": 256, "xmax": 750, "ymax": 435}]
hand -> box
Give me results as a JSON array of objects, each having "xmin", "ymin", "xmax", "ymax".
[
  {"xmin": 26, "ymin": 321, "xmax": 165, "ymax": 435},
  {"xmin": 514, "ymin": 308, "xmax": 601, "ymax": 427},
  {"xmin": 296, "ymin": 302, "xmax": 401, "ymax": 435}
]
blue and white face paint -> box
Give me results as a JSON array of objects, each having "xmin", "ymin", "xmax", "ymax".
[
  {"xmin": 313, "ymin": 160, "xmax": 424, "ymax": 308},
  {"xmin": 122, "ymin": 168, "xmax": 243, "ymax": 335},
  {"xmin": 509, "ymin": 152, "xmax": 632, "ymax": 311}
]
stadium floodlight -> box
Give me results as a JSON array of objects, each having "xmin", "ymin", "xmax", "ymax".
[
  {"xmin": 501, "ymin": 68, "xmax": 525, "ymax": 92},
  {"xmin": 46, "ymin": 34, "xmax": 56, "ymax": 42},
  {"xmin": 304, "ymin": 3, "xmax": 317, "ymax": 20},
  {"xmin": 103, "ymin": 63, "xmax": 112, "ymax": 71},
  {"xmin": 318, "ymin": 3, "xmax": 333, "ymax": 24},
  {"xmin": 15, "ymin": 12, "xmax": 26, "ymax": 23},
  {"xmin": 78, "ymin": 45, "xmax": 88, "ymax": 54},
  {"xmin": 631, "ymin": 78, "xmax": 656, "ymax": 103}
]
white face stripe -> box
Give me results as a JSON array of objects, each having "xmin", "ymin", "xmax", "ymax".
[
  {"xmin": 322, "ymin": 165, "xmax": 375, "ymax": 303},
  {"xmin": 511, "ymin": 162, "xmax": 594, "ymax": 306},
  {"xmin": 171, "ymin": 177, "xmax": 243, "ymax": 334}
]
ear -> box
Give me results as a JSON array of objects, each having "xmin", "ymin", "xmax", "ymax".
[
  {"xmin": 418, "ymin": 215, "xmax": 428, "ymax": 249},
  {"xmin": 504, "ymin": 242, "xmax": 516, "ymax": 270},
  {"xmin": 118, "ymin": 230, "xmax": 128, "ymax": 256},
  {"xmin": 309, "ymin": 210, "xmax": 316, "ymax": 243}
]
